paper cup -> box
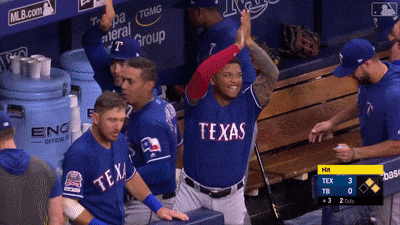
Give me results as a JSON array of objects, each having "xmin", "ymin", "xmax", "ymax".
[
  {"xmin": 10, "ymin": 55, "xmax": 21, "ymax": 74},
  {"xmin": 28, "ymin": 59, "xmax": 42, "ymax": 79},
  {"xmin": 30, "ymin": 54, "xmax": 45, "ymax": 61},
  {"xmin": 20, "ymin": 57, "xmax": 31, "ymax": 76},
  {"xmin": 68, "ymin": 94, "xmax": 79, "ymax": 108},
  {"xmin": 41, "ymin": 57, "xmax": 52, "ymax": 77}
]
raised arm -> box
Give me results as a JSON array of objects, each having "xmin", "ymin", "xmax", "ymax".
[{"xmin": 239, "ymin": 10, "xmax": 279, "ymax": 105}]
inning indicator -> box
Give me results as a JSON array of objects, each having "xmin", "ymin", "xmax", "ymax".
[{"xmin": 317, "ymin": 165, "xmax": 384, "ymax": 205}]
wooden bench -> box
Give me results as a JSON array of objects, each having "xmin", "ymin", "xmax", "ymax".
[{"xmin": 245, "ymin": 49, "xmax": 391, "ymax": 193}]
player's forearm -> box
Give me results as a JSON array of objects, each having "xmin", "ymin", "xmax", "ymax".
[
  {"xmin": 354, "ymin": 140, "xmax": 400, "ymax": 160},
  {"xmin": 48, "ymin": 196, "xmax": 64, "ymax": 225},
  {"xmin": 63, "ymin": 198, "xmax": 94, "ymax": 225},
  {"xmin": 187, "ymin": 44, "xmax": 241, "ymax": 99},
  {"xmin": 250, "ymin": 41, "xmax": 279, "ymax": 106},
  {"xmin": 329, "ymin": 102, "xmax": 358, "ymax": 127},
  {"xmin": 125, "ymin": 172, "xmax": 152, "ymax": 202}
]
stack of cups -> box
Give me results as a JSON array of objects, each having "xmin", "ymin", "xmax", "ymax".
[
  {"xmin": 9, "ymin": 54, "xmax": 52, "ymax": 79},
  {"xmin": 69, "ymin": 94, "xmax": 83, "ymax": 144}
]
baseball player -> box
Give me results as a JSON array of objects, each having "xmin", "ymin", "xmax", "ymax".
[
  {"xmin": 0, "ymin": 111, "xmax": 64, "ymax": 225},
  {"xmin": 172, "ymin": 10, "xmax": 279, "ymax": 225},
  {"xmin": 61, "ymin": 91, "xmax": 188, "ymax": 225},
  {"xmin": 82, "ymin": 0, "xmax": 142, "ymax": 93},
  {"xmin": 309, "ymin": 39, "xmax": 400, "ymax": 225},
  {"xmin": 121, "ymin": 57, "xmax": 182, "ymax": 224}
]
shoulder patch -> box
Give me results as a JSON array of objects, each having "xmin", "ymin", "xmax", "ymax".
[
  {"xmin": 65, "ymin": 171, "xmax": 83, "ymax": 189},
  {"xmin": 141, "ymin": 137, "xmax": 161, "ymax": 152}
]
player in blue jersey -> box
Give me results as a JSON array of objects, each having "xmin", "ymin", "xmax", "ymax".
[
  {"xmin": 172, "ymin": 10, "xmax": 279, "ymax": 224},
  {"xmin": 82, "ymin": 0, "xmax": 142, "ymax": 93},
  {"xmin": 0, "ymin": 111, "xmax": 64, "ymax": 225},
  {"xmin": 310, "ymin": 38, "xmax": 400, "ymax": 225},
  {"xmin": 61, "ymin": 91, "xmax": 188, "ymax": 225},
  {"xmin": 120, "ymin": 57, "xmax": 183, "ymax": 224}
]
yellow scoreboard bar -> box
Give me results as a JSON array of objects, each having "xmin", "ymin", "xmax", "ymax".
[{"xmin": 318, "ymin": 165, "xmax": 384, "ymax": 175}]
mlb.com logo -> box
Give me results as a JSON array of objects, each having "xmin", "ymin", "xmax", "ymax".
[
  {"xmin": 78, "ymin": 0, "xmax": 105, "ymax": 12},
  {"xmin": 372, "ymin": 2, "xmax": 398, "ymax": 17}
]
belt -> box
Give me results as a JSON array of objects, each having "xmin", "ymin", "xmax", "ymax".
[
  {"xmin": 184, "ymin": 177, "xmax": 244, "ymax": 199},
  {"xmin": 162, "ymin": 192, "xmax": 176, "ymax": 199}
]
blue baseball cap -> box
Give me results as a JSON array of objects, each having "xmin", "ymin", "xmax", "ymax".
[
  {"xmin": 333, "ymin": 39, "xmax": 376, "ymax": 77},
  {"xmin": 174, "ymin": 0, "xmax": 219, "ymax": 8},
  {"xmin": 109, "ymin": 37, "xmax": 142, "ymax": 61},
  {"xmin": 0, "ymin": 111, "xmax": 13, "ymax": 131}
]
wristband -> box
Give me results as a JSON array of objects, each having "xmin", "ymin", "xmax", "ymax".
[
  {"xmin": 143, "ymin": 194, "xmax": 162, "ymax": 213},
  {"xmin": 89, "ymin": 218, "xmax": 107, "ymax": 225}
]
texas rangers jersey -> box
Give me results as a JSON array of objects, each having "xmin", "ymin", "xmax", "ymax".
[
  {"xmin": 62, "ymin": 130, "xmax": 136, "ymax": 225},
  {"xmin": 357, "ymin": 61, "xmax": 400, "ymax": 146},
  {"xmin": 183, "ymin": 86, "xmax": 263, "ymax": 188},
  {"xmin": 197, "ymin": 18, "xmax": 257, "ymax": 88},
  {"xmin": 82, "ymin": 26, "xmax": 120, "ymax": 93},
  {"xmin": 125, "ymin": 96, "xmax": 182, "ymax": 195}
]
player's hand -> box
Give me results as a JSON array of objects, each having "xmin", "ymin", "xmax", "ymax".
[
  {"xmin": 156, "ymin": 207, "xmax": 189, "ymax": 221},
  {"xmin": 309, "ymin": 121, "xmax": 334, "ymax": 142},
  {"xmin": 100, "ymin": 0, "xmax": 115, "ymax": 33},
  {"xmin": 240, "ymin": 9, "xmax": 253, "ymax": 47},
  {"xmin": 334, "ymin": 144, "xmax": 355, "ymax": 163}
]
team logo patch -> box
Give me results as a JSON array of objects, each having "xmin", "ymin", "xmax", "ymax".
[
  {"xmin": 141, "ymin": 137, "xmax": 161, "ymax": 152},
  {"xmin": 65, "ymin": 171, "xmax": 83, "ymax": 188}
]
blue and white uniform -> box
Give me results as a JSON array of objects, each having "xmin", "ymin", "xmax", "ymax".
[
  {"xmin": 82, "ymin": 26, "xmax": 119, "ymax": 93},
  {"xmin": 173, "ymin": 85, "xmax": 263, "ymax": 225},
  {"xmin": 62, "ymin": 129, "xmax": 136, "ymax": 225},
  {"xmin": 358, "ymin": 62, "xmax": 400, "ymax": 146},
  {"xmin": 124, "ymin": 96, "xmax": 182, "ymax": 224}
]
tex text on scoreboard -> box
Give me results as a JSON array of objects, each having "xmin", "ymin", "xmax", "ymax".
[{"xmin": 317, "ymin": 165, "xmax": 384, "ymax": 205}]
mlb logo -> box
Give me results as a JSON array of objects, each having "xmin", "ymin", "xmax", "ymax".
[
  {"xmin": 141, "ymin": 137, "xmax": 161, "ymax": 152},
  {"xmin": 372, "ymin": 2, "xmax": 398, "ymax": 17}
]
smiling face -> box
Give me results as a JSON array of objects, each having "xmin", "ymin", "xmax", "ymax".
[{"xmin": 210, "ymin": 62, "xmax": 242, "ymax": 106}]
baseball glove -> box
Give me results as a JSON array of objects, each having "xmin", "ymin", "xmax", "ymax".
[
  {"xmin": 279, "ymin": 23, "xmax": 321, "ymax": 59},
  {"xmin": 252, "ymin": 36, "xmax": 281, "ymax": 69}
]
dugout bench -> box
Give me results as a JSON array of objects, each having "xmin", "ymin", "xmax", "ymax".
[
  {"xmin": 176, "ymin": 48, "xmax": 391, "ymax": 193},
  {"xmin": 245, "ymin": 48, "xmax": 391, "ymax": 193}
]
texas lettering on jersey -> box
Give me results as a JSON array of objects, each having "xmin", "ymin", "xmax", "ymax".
[
  {"xmin": 92, "ymin": 162, "xmax": 127, "ymax": 192},
  {"xmin": 199, "ymin": 122, "xmax": 246, "ymax": 141}
]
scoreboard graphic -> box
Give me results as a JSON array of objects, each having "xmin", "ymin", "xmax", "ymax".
[{"xmin": 317, "ymin": 165, "xmax": 384, "ymax": 205}]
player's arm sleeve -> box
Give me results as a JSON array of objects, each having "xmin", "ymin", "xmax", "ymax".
[
  {"xmin": 61, "ymin": 150, "xmax": 88, "ymax": 199},
  {"xmin": 136, "ymin": 123, "xmax": 173, "ymax": 185},
  {"xmin": 186, "ymin": 44, "xmax": 241, "ymax": 100},
  {"xmin": 386, "ymin": 90, "xmax": 400, "ymax": 140},
  {"xmin": 63, "ymin": 198, "xmax": 107, "ymax": 225},
  {"xmin": 82, "ymin": 26, "xmax": 114, "ymax": 92}
]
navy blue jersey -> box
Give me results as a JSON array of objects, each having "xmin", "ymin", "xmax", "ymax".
[
  {"xmin": 62, "ymin": 130, "xmax": 136, "ymax": 225},
  {"xmin": 183, "ymin": 86, "xmax": 263, "ymax": 188},
  {"xmin": 82, "ymin": 26, "xmax": 120, "ymax": 93},
  {"xmin": 197, "ymin": 18, "xmax": 256, "ymax": 89},
  {"xmin": 125, "ymin": 97, "xmax": 182, "ymax": 195},
  {"xmin": 358, "ymin": 62, "xmax": 400, "ymax": 146}
]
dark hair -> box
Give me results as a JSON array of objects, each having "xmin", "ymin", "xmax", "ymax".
[
  {"xmin": 229, "ymin": 56, "xmax": 241, "ymax": 65},
  {"xmin": 126, "ymin": 57, "xmax": 158, "ymax": 82},
  {"xmin": 94, "ymin": 91, "xmax": 128, "ymax": 115},
  {"xmin": 0, "ymin": 127, "xmax": 14, "ymax": 142}
]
